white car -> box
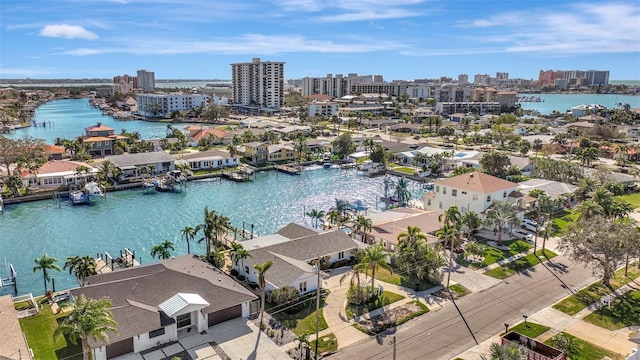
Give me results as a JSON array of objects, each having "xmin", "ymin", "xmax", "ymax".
[
  {"xmin": 521, "ymin": 223, "xmax": 537, "ymax": 232},
  {"xmin": 514, "ymin": 229, "xmax": 534, "ymax": 241},
  {"xmin": 522, "ymin": 218, "xmax": 538, "ymax": 227}
]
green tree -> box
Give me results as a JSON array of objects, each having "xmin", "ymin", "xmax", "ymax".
[
  {"xmin": 461, "ymin": 211, "xmax": 482, "ymax": 238},
  {"xmin": 355, "ymin": 244, "xmax": 391, "ymax": 294},
  {"xmin": 151, "ymin": 240, "xmax": 174, "ymax": 260},
  {"xmin": 229, "ymin": 242, "xmax": 252, "ymax": 275},
  {"xmin": 305, "ymin": 209, "xmax": 325, "ymax": 229},
  {"xmin": 352, "ymin": 215, "xmax": 372, "ymax": 242},
  {"xmin": 33, "ymin": 254, "xmax": 61, "ymax": 293},
  {"xmin": 394, "ymin": 177, "xmax": 411, "ymax": 207},
  {"xmin": 479, "ymin": 152, "xmax": 511, "ymax": 178},
  {"xmin": 484, "ymin": 201, "xmax": 520, "ymax": 246},
  {"xmin": 254, "ymin": 260, "xmax": 274, "ymax": 325},
  {"xmin": 481, "ymin": 342, "xmax": 524, "ymax": 360},
  {"xmin": 53, "ymin": 295, "xmax": 118, "ymax": 360},
  {"xmin": 332, "ymin": 132, "xmax": 355, "ymax": 159},
  {"xmin": 180, "ymin": 225, "xmax": 202, "ymax": 255},
  {"xmin": 64, "ymin": 255, "xmax": 97, "ymax": 287}
]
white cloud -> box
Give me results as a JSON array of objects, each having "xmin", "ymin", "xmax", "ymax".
[
  {"xmin": 275, "ymin": 0, "xmax": 426, "ymax": 21},
  {"xmin": 40, "ymin": 24, "xmax": 98, "ymax": 40},
  {"xmin": 0, "ymin": 67, "xmax": 54, "ymax": 77}
]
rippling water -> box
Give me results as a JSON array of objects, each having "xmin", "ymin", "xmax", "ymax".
[{"xmin": 0, "ymin": 167, "xmax": 425, "ymax": 296}]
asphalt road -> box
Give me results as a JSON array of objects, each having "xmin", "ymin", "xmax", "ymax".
[{"xmin": 327, "ymin": 254, "xmax": 597, "ymax": 360}]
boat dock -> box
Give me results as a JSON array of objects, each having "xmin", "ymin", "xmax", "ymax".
[
  {"xmin": 96, "ymin": 248, "xmax": 140, "ymax": 274},
  {"xmin": 222, "ymin": 168, "xmax": 253, "ymax": 182},
  {"xmin": 274, "ymin": 164, "xmax": 302, "ymax": 175}
]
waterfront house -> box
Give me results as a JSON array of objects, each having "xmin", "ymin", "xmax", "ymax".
[
  {"xmin": 0, "ymin": 295, "xmax": 31, "ymax": 360},
  {"xmin": 45, "ymin": 144, "xmax": 66, "ymax": 160},
  {"xmin": 105, "ymin": 152, "xmax": 175, "ymax": 179},
  {"xmin": 240, "ymin": 141, "xmax": 269, "ymax": 165},
  {"xmin": 423, "ymin": 171, "xmax": 524, "ymax": 218},
  {"xmin": 177, "ymin": 150, "xmax": 239, "ymax": 170},
  {"xmin": 71, "ymin": 255, "xmax": 258, "ymax": 360},
  {"xmin": 517, "ymin": 178, "xmax": 577, "ymax": 211},
  {"xmin": 185, "ymin": 127, "xmax": 228, "ymax": 147},
  {"xmin": 360, "ymin": 208, "xmax": 443, "ymax": 251},
  {"xmin": 21, "ymin": 160, "xmax": 97, "ymax": 188},
  {"xmin": 267, "ymin": 144, "xmax": 297, "ymax": 162},
  {"xmin": 236, "ymin": 224, "xmax": 361, "ymax": 295},
  {"xmin": 83, "ymin": 122, "xmax": 128, "ymax": 157}
]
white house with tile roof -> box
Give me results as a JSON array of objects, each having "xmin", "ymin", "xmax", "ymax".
[{"xmin": 423, "ymin": 171, "xmax": 525, "ymax": 217}]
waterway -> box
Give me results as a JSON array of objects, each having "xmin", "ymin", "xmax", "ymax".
[{"xmin": 519, "ymin": 93, "xmax": 639, "ymax": 114}]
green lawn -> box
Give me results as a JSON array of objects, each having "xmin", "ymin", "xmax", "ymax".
[
  {"xmin": 346, "ymin": 291, "xmax": 405, "ymax": 319},
  {"xmin": 507, "ymin": 321, "xmax": 550, "ymax": 338},
  {"xmin": 390, "ymin": 166, "xmax": 415, "ymax": 175},
  {"xmin": 617, "ymin": 192, "xmax": 640, "ymax": 209},
  {"xmin": 545, "ymin": 333, "xmax": 623, "ymax": 360},
  {"xmin": 551, "ymin": 210, "xmax": 578, "ymax": 236},
  {"xmin": 273, "ymin": 305, "xmax": 328, "ymax": 336},
  {"xmin": 484, "ymin": 249, "xmax": 558, "ymax": 279},
  {"xmin": 309, "ymin": 333, "xmax": 338, "ymax": 356},
  {"xmin": 366, "ymin": 267, "xmax": 436, "ymax": 291},
  {"xmin": 19, "ymin": 304, "xmax": 82, "ymax": 360},
  {"xmin": 458, "ymin": 239, "xmax": 533, "ymax": 269},
  {"xmin": 553, "ymin": 266, "xmax": 640, "ymax": 315},
  {"xmin": 448, "ymin": 284, "xmax": 471, "ymax": 298},
  {"xmin": 583, "ymin": 290, "xmax": 640, "ymax": 330}
]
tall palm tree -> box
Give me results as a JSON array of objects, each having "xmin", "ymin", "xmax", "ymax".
[
  {"xmin": 53, "ymin": 295, "xmax": 118, "ymax": 360},
  {"xmin": 33, "ymin": 254, "xmax": 61, "ymax": 293},
  {"xmin": 397, "ymin": 226, "xmax": 427, "ymax": 247},
  {"xmin": 482, "ymin": 342, "xmax": 524, "ymax": 360},
  {"xmin": 229, "ymin": 242, "xmax": 252, "ymax": 275},
  {"xmin": 574, "ymin": 199, "xmax": 604, "ymax": 221},
  {"xmin": 394, "ymin": 177, "xmax": 411, "ymax": 207},
  {"xmin": 180, "ymin": 225, "xmax": 202, "ymax": 255},
  {"xmin": 484, "ymin": 201, "xmax": 520, "ymax": 246},
  {"xmin": 64, "ymin": 255, "xmax": 97, "ymax": 287},
  {"xmin": 305, "ymin": 209, "xmax": 325, "ymax": 229},
  {"xmin": 352, "ymin": 215, "xmax": 372, "ymax": 241},
  {"xmin": 355, "ymin": 244, "xmax": 391, "ymax": 295},
  {"xmin": 436, "ymin": 224, "xmax": 461, "ymax": 290},
  {"xmin": 461, "ymin": 211, "xmax": 482, "ymax": 238},
  {"xmin": 254, "ymin": 260, "xmax": 274, "ymax": 325},
  {"xmin": 150, "ymin": 240, "xmax": 174, "ymax": 260},
  {"xmin": 439, "ymin": 205, "xmax": 462, "ymax": 230}
]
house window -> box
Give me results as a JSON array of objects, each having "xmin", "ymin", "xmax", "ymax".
[
  {"xmin": 473, "ymin": 194, "xmax": 478, "ymax": 201},
  {"xmin": 299, "ymin": 281, "xmax": 307, "ymax": 292},
  {"xmin": 503, "ymin": 191, "xmax": 507, "ymax": 198},
  {"xmin": 452, "ymin": 189, "xmax": 457, "ymax": 197},
  {"xmin": 427, "ymin": 199, "xmax": 431, "ymax": 206},
  {"xmin": 176, "ymin": 313, "xmax": 191, "ymax": 329},
  {"xmin": 436, "ymin": 186, "xmax": 440, "ymax": 193},
  {"xmin": 338, "ymin": 251, "xmax": 345, "ymax": 259},
  {"xmin": 439, "ymin": 201, "xmax": 443, "ymax": 209},
  {"xmin": 487, "ymin": 195, "xmax": 491, "ymax": 202},
  {"xmin": 149, "ymin": 328, "xmax": 165, "ymax": 338},
  {"xmin": 442, "ymin": 187, "xmax": 447, "ymax": 195}
]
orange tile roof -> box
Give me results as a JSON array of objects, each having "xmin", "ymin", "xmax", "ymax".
[
  {"xmin": 83, "ymin": 136, "xmax": 114, "ymax": 142},
  {"xmin": 46, "ymin": 145, "xmax": 65, "ymax": 154},
  {"xmin": 435, "ymin": 171, "xmax": 516, "ymax": 193},
  {"xmin": 84, "ymin": 123, "xmax": 114, "ymax": 132},
  {"xmin": 193, "ymin": 128, "xmax": 227, "ymax": 140},
  {"xmin": 22, "ymin": 160, "xmax": 93, "ymax": 176}
]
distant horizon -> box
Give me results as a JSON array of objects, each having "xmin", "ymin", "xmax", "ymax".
[
  {"xmin": 1, "ymin": 77, "xmax": 639, "ymax": 82},
  {"xmin": 1, "ymin": 1, "xmax": 638, "ymax": 80}
]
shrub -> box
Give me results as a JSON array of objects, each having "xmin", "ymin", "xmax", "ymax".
[
  {"xmin": 271, "ymin": 286, "xmax": 300, "ymax": 306},
  {"xmin": 347, "ymin": 285, "xmax": 376, "ymax": 305}
]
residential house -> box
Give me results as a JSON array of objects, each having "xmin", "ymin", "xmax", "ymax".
[
  {"xmin": 71, "ymin": 255, "xmax": 257, "ymax": 360},
  {"xmin": 517, "ymin": 178, "xmax": 578, "ymax": 211},
  {"xmin": 240, "ymin": 142, "xmax": 269, "ymax": 165},
  {"xmin": 186, "ymin": 128, "xmax": 228, "ymax": 147},
  {"xmin": 236, "ymin": 224, "xmax": 361, "ymax": 295},
  {"xmin": 501, "ymin": 332, "xmax": 564, "ymax": 360},
  {"xmin": 177, "ymin": 150, "xmax": 239, "ymax": 170},
  {"xmin": 361, "ymin": 208, "xmax": 443, "ymax": 251},
  {"xmin": 423, "ymin": 171, "xmax": 525, "ymax": 217},
  {"xmin": 83, "ymin": 122, "xmax": 118, "ymax": 157},
  {"xmin": 21, "ymin": 160, "xmax": 97, "ymax": 188},
  {"xmin": 105, "ymin": 152, "xmax": 175, "ymax": 179},
  {"xmin": 267, "ymin": 144, "xmax": 297, "ymax": 162},
  {"xmin": 45, "ymin": 144, "xmax": 66, "ymax": 160},
  {"xmin": 0, "ymin": 295, "xmax": 31, "ymax": 360}
]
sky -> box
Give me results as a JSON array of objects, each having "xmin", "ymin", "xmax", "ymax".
[{"xmin": 1, "ymin": 0, "xmax": 639, "ymax": 81}]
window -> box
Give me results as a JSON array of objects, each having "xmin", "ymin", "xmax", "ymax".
[
  {"xmin": 473, "ymin": 194, "xmax": 478, "ymax": 201},
  {"xmin": 442, "ymin": 187, "xmax": 447, "ymax": 195},
  {"xmin": 503, "ymin": 191, "xmax": 507, "ymax": 198},
  {"xmin": 439, "ymin": 201, "xmax": 443, "ymax": 209},
  {"xmin": 436, "ymin": 186, "xmax": 440, "ymax": 193},
  {"xmin": 487, "ymin": 195, "xmax": 491, "ymax": 202},
  {"xmin": 299, "ymin": 281, "xmax": 307, "ymax": 292},
  {"xmin": 427, "ymin": 199, "xmax": 431, "ymax": 206},
  {"xmin": 149, "ymin": 328, "xmax": 165, "ymax": 338},
  {"xmin": 452, "ymin": 189, "xmax": 457, "ymax": 197},
  {"xmin": 176, "ymin": 313, "xmax": 191, "ymax": 329},
  {"xmin": 338, "ymin": 251, "xmax": 344, "ymax": 259}
]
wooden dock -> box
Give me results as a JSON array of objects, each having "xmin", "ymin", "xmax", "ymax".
[
  {"xmin": 274, "ymin": 164, "xmax": 302, "ymax": 175},
  {"xmin": 222, "ymin": 169, "xmax": 253, "ymax": 182}
]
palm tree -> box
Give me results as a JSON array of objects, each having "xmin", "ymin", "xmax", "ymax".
[
  {"xmin": 53, "ymin": 295, "xmax": 118, "ymax": 360},
  {"xmin": 150, "ymin": 240, "xmax": 174, "ymax": 260},
  {"xmin": 484, "ymin": 201, "xmax": 520, "ymax": 246},
  {"xmin": 355, "ymin": 244, "xmax": 391, "ymax": 295},
  {"xmin": 229, "ymin": 242, "xmax": 252, "ymax": 275},
  {"xmin": 482, "ymin": 342, "xmax": 524, "ymax": 360},
  {"xmin": 574, "ymin": 199, "xmax": 604, "ymax": 221},
  {"xmin": 461, "ymin": 211, "xmax": 482, "ymax": 238},
  {"xmin": 180, "ymin": 225, "xmax": 202, "ymax": 255},
  {"xmin": 64, "ymin": 255, "xmax": 97, "ymax": 287},
  {"xmin": 439, "ymin": 205, "xmax": 462, "ymax": 230},
  {"xmin": 254, "ymin": 260, "xmax": 274, "ymax": 325},
  {"xmin": 33, "ymin": 254, "xmax": 61, "ymax": 293},
  {"xmin": 352, "ymin": 215, "xmax": 372, "ymax": 242},
  {"xmin": 394, "ymin": 177, "xmax": 411, "ymax": 207},
  {"xmin": 305, "ymin": 209, "xmax": 325, "ymax": 229},
  {"xmin": 397, "ymin": 226, "xmax": 427, "ymax": 246},
  {"xmin": 436, "ymin": 224, "xmax": 461, "ymax": 290}
]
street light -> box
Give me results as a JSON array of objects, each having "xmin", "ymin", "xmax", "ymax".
[
  {"xmin": 523, "ymin": 315, "xmax": 529, "ymax": 327},
  {"xmin": 504, "ymin": 323, "xmax": 509, "ymax": 334}
]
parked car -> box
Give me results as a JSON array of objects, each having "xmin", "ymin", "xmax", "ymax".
[
  {"xmin": 515, "ymin": 229, "xmax": 534, "ymax": 241},
  {"xmin": 521, "ymin": 223, "xmax": 537, "ymax": 232},
  {"xmin": 522, "ymin": 218, "xmax": 538, "ymax": 227}
]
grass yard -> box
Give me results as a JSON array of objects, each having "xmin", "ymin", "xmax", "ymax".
[
  {"xmin": 309, "ymin": 333, "xmax": 338, "ymax": 356},
  {"xmin": 391, "ymin": 166, "xmax": 416, "ymax": 175},
  {"xmin": 458, "ymin": 239, "xmax": 532, "ymax": 269},
  {"xmin": 553, "ymin": 266, "xmax": 640, "ymax": 315},
  {"xmin": 551, "ymin": 210, "xmax": 578, "ymax": 236},
  {"xmin": 273, "ymin": 305, "xmax": 328, "ymax": 336},
  {"xmin": 617, "ymin": 192, "xmax": 640, "ymax": 209},
  {"xmin": 484, "ymin": 249, "xmax": 558, "ymax": 279},
  {"xmin": 346, "ymin": 291, "xmax": 405, "ymax": 319},
  {"xmin": 583, "ymin": 290, "xmax": 640, "ymax": 330},
  {"xmin": 366, "ymin": 267, "xmax": 436, "ymax": 291},
  {"xmin": 506, "ymin": 321, "xmax": 550, "ymax": 338},
  {"xmin": 19, "ymin": 304, "xmax": 82, "ymax": 360},
  {"xmin": 448, "ymin": 284, "xmax": 471, "ymax": 298},
  {"xmin": 545, "ymin": 333, "xmax": 623, "ymax": 360}
]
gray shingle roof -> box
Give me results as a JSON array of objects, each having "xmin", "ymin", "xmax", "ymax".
[{"xmin": 106, "ymin": 152, "xmax": 174, "ymax": 168}]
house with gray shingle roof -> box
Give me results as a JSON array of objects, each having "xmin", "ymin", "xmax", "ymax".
[
  {"xmin": 70, "ymin": 255, "xmax": 257, "ymax": 360},
  {"xmin": 105, "ymin": 152, "xmax": 175, "ymax": 179},
  {"xmin": 236, "ymin": 223, "xmax": 361, "ymax": 295}
]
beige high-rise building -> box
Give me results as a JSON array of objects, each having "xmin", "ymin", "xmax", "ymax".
[
  {"xmin": 137, "ymin": 69, "xmax": 155, "ymax": 93},
  {"xmin": 231, "ymin": 58, "xmax": 285, "ymax": 110}
]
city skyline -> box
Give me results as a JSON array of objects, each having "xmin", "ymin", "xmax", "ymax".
[{"xmin": 1, "ymin": 0, "xmax": 639, "ymax": 80}]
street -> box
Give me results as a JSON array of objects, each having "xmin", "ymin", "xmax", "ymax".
[{"xmin": 327, "ymin": 254, "xmax": 596, "ymax": 360}]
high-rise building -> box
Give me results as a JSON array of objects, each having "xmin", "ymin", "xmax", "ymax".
[
  {"xmin": 537, "ymin": 70, "xmax": 565, "ymax": 86},
  {"xmin": 458, "ymin": 74, "xmax": 469, "ymax": 83},
  {"xmin": 231, "ymin": 58, "xmax": 285, "ymax": 109},
  {"xmin": 495, "ymin": 72, "xmax": 509, "ymax": 80},
  {"xmin": 112, "ymin": 74, "xmax": 139, "ymax": 94},
  {"xmin": 137, "ymin": 70, "xmax": 155, "ymax": 93}
]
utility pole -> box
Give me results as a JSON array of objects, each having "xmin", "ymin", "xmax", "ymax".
[
  {"xmin": 390, "ymin": 336, "xmax": 397, "ymax": 360},
  {"xmin": 315, "ymin": 254, "xmax": 321, "ymax": 360}
]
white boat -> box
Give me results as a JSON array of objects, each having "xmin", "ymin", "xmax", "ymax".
[{"xmin": 84, "ymin": 182, "xmax": 104, "ymax": 197}]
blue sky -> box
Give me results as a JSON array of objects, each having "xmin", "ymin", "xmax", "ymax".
[{"xmin": 1, "ymin": 0, "xmax": 639, "ymax": 80}]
